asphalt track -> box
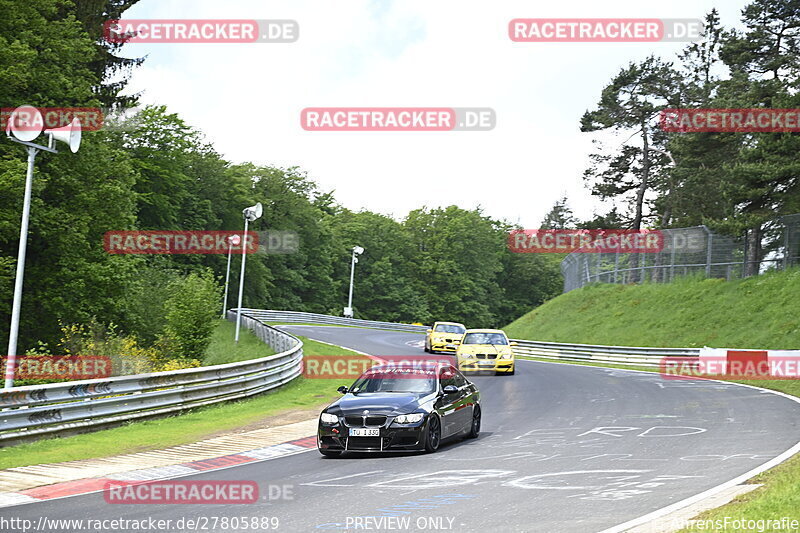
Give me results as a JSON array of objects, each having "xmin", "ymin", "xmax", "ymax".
[{"xmin": 3, "ymin": 325, "xmax": 800, "ymax": 533}]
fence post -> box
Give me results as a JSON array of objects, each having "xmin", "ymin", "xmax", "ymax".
[
  {"xmin": 784, "ymin": 220, "xmax": 790, "ymax": 270},
  {"xmin": 640, "ymin": 250, "xmax": 646, "ymax": 283},
  {"xmin": 583, "ymin": 256, "xmax": 590, "ymax": 286},
  {"xmin": 705, "ymin": 229, "xmax": 713, "ymax": 277}
]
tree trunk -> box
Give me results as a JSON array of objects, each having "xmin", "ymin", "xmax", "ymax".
[
  {"xmin": 744, "ymin": 225, "xmax": 762, "ymax": 277},
  {"xmin": 632, "ymin": 122, "xmax": 651, "ymax": 231},
  {"xmin": 630, "ymin": 121, "xmax": 651, "ymax": 282}
]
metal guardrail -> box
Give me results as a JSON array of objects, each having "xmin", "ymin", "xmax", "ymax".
[
  {"xmin": 0, "ymin": 311, "xmax": 303, "ymax": 446},
  {"xmin": 248, "ymin": 309, "xmax": 698, "ymax": 369},
  {"xmin": 511, "ymin": 339, "xmax": 698, "ymax": 368}
]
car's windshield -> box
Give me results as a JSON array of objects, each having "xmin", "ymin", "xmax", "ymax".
[
  {"xmin": 350, "ymin": 368, "xmax": 436, "ymax": 394},
  {"xmin": 434, "ymin": 324, "xmax": 466, "ymax": 334},
  {"xmin": 462, "ymin": 332, "xmax": 508, "ymax": 345}
]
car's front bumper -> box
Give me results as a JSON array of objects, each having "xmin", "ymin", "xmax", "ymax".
[
  {"xmin": 318, "ymin": 422, "xmax": 426, "ymax": 452},
  {"xmin": 429, "ymin": 339, "xmax": 460, "ymax": 353},
  {"xmin": 458, "ymin": 359, "xmax": 515, "ymax": 373}
]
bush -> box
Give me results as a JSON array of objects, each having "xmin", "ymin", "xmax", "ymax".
[
  {"xmin": 59, "ymin": 320, "xmax": 158, "ymax": 376},
  {"xmin": 162, "ymin": 270, "xmax": 222, "ymax": 359}
]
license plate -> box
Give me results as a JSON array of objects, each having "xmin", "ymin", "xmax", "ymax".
[
  {"xmin": 349, "ymin": 428, "xmax": 379, "ymax": 437},
  {"xmin": 445, "ymin": 344, "xmax": 456, "ymax": 350}
]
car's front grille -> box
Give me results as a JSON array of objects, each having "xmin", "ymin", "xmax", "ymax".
[
  {"xmin": 347, "ymin": 437, "xmax": 382, "ymax": 450},
  {"xmin": 344, "ymin": 415, "xmax": 387, "ymax": 427},
  {"xmin": 476, "ymin": 354, "xmax": 497, "ymax": 360}
]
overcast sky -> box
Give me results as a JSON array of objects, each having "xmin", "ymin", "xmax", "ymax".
[{"xmin": 120, "ymin": 0, "xmax": 750, "ymax": 228}]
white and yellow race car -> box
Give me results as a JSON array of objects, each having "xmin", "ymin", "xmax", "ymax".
[
  {"xmin": 456, "ymin": 329, "xmax": 516, "ymax": 375},
  {"xmin": 424, "ymin": 322, "xmax": 467, "ymax": 354}
]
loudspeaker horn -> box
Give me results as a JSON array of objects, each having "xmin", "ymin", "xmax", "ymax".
[
  {"xmin": 45, "ymin": 117, "xmax": 82, "ymax": 153},
  {"xmin": 6, "ymin": 105, "xmax": 44, "ymax": 142}
]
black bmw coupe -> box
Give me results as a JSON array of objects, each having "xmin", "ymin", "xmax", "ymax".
[{"xmin": 317, "ymin": 362, "xmax": 481, "ymax": 456}]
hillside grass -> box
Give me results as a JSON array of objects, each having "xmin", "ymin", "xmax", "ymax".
[{"xmin": 505, "ymin": 269, "xmax": 800, "ymax": 349}]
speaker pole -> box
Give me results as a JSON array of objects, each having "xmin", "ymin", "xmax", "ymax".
[
  {"xmin": 4, "ymin": 146, "xmax": 37, "ymax": 388},
  {"xmin": 3, "ymin": 105, "xmax": 80, "ymax": 388}
]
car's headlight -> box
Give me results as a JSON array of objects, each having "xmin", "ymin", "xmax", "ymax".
[
  {"xmin": 460, "ymin": 353, "xmax": 474, "ymax": 359},
  {"xmin": 394, "ymin": 413, "xmax": 424, "ymax": 424},
  {"xmin": 320, "ymin": 412, "xmax": 338, "ymax": 424},
  {"xmin": 500, "ymin": 352, "xmax": 513, "ymax": 359}
]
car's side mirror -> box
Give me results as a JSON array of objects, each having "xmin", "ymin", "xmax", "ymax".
[
  {"xmin": 337, "ymin": 386, "xmax": 348, "ymax": 394},
  {"xmin": 426, "ymin": 329, "xmax": 433, "ymax": 334},
  {"xmin": 442, "ymin": 385, "xmax": 458, "ymax": 395},
  {"xmin": 510, "ymin": 341, "xmax": 518, "ymax": 346}
]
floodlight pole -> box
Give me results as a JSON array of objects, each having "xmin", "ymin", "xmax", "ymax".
[
  {"xmin": 347, "ymin": 249, "xmax": 357, "ymax": 312},
  {"xmin": 346, "ymin": 246, "xmax": 363, "ymax": 318},
  {"xmin": 234, "ymin": 203, "xmax": 262, "ymax": 343},
  {"xmin": 4, "ymin": 147, "xmax": 37, "ymax": 389},
  {"xmin": 221, "ymin": 239, "xmax": 234, "ymax": 319},
  {"xmin": 234, "ymin": 216, "xmax": 250, "ymax": 344}
]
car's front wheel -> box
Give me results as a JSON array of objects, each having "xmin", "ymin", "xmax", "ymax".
[
  {"xmin": 424, "ymin": 415, "xmax": 441, "ymax": 453},
  {"xmin": 466, "ymin": 405, "xmax": 481, "ymax": 439}
]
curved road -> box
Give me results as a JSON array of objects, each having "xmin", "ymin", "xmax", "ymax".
[{"xmin": 5, "ymin": 325, "xmax": 800, "ymax": 532}]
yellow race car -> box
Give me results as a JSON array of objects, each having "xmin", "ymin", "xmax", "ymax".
[
  {"xmin": 456, "ymin": 329, "xmax": 516, "ymax": 375},
  {"xmin": 424, "ymin": 322, "xmax": 467, "ymax": 354}
]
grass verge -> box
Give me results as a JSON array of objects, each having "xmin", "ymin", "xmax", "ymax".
[
  {"xmin": 679, "ymin": 453, "xmax": 800, "ymax": 532},
  {"xmin": 203, "ymin": 319, "xmax": 276, "ymax": 365},
  {"xmin": 0, "ymin": 336, "xmax": 361, "ymax": 470}
]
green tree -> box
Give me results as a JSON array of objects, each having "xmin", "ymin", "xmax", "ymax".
[
  {"xmin": 581, "ymin": 56, "xmax": 682, "ymax": 230},
  {"xmin": 540, "ymin": 196, "xmax": 578, "ymax": 229}
]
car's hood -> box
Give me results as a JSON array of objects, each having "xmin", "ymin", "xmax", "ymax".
[
  {"xmin": 431, "ymin": 332, "xmax": 462, "ymax": 341},
  {"xmin": 458, "ymin": 344, "xmax": 513, "ymax": 354},
  {"xmin": 329, "ymin": 392, "xmax": 429, "ymax": 415}
]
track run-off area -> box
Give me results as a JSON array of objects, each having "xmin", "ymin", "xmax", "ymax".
[{"xmin": 5, "ymin": 325, "xmax": 800, "ymax": 533}]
